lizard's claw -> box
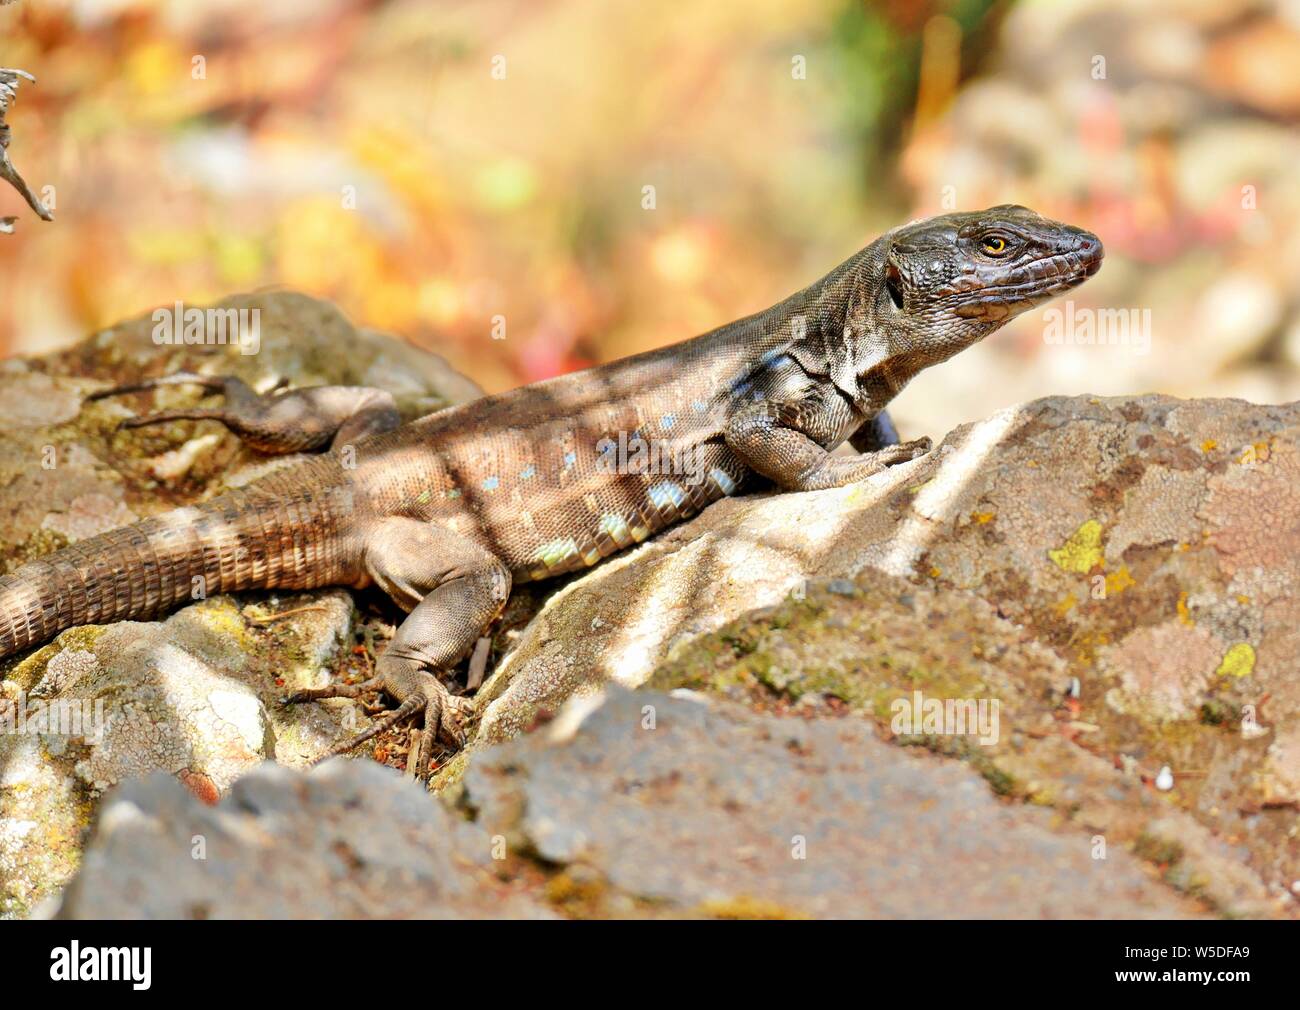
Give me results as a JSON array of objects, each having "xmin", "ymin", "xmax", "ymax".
[
  {"xmin": 423, "ymin": 675, "xmax": 474, "ymax": 749},
  {"xmin": 406, "ymin": 680, "xmax": 474, "ymax": 779},
  {"xmin": 879, "ymin": 436, "xmax": 932, "ymax": 465},
  {"xmin": 280, "ymin": 676, "xmax": 381, "ymax": 708},
  {"xmin": 292, "ymin": 668, "xmax": 475, "ymax": 779},
  {"xmin": 446, "ymin": 693, "xmax": 476, "ymax": 739}
]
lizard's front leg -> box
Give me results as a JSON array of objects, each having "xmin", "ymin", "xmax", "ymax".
[
  {"xmin": 88, "ymin": 372, "xmax": 401, "ymax": 454},
  {"xmin": 725, "ymin": 399, "xmax": 930, "ymax": 492},
  {"xmin": 287, "ymin": 517, "xmax": 511, "ymax": 777}
]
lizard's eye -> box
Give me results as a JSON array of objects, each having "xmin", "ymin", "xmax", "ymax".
[{"xmin": 980, "ymin": 234, "xmax": 1009, "ymax": 256}]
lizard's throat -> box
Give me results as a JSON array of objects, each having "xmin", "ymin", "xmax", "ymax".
[{"xmin": 849, "ymin": 330, "xmax": 928, "ymax": 409}]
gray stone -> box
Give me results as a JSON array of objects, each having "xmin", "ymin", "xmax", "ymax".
[
  {"xmin": 463, "ymin": 688, "xmax": 1202, "ymax": 918},
  {"xmin": 58, "ymin": 759, "xmax": 550, "ymax": 919}
]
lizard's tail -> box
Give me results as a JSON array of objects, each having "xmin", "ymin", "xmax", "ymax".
[{"xmin": 0, "ymin": 464, "xmax": 361, "ymax": 660}]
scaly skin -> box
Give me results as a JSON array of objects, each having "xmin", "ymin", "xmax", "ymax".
[{"xmin": 0, "ymin": 205, "xmax": 1103, "ymax": 774}]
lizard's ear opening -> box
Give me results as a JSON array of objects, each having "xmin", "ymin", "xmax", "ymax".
[{"xmin": 885, "ymin": 261, "xmax": 905, "ymax": 310}]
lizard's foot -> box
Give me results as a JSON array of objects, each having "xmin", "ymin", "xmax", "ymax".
[
  {"xmin": 87, "ymin": 371, "xmax": 401, "ymax": 455},
  {"xmin": 309, "ymin": 693, "xmax": 426, "ymax": 765},
  {"xmin": 297, "ymin": 667, "xmax": 473, "ymax": 778},
  {"xmin": 87, "ymin": 371, "xmax": 237, "ymax": 402},
  {"xmin": 410, "ymin": 686, "xmax": 475, "ymax": 778},
  {"xmin": 795, "ymin": 436, "xmax": 933, "ymax": 490},
  {"xmin": 89, "ymin": 372, "xmax": 250, "ymax": 435},
  {"xmin": 878, "ymin": 435, "xmax": 932, "ymax": 463}
]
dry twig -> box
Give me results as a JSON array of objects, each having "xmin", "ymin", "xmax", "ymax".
[{"xmin": 1, "ymin": 1, "xmax": 53, "ymax": 233}]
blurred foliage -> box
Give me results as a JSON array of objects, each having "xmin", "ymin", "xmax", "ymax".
[
  {"xmin": 829, "ymin": 0, "xmax": 1003, "ymax": 191},
  {"xmin": 0, "ymin": 0, "xmax": 1003, "ymax": 392}
]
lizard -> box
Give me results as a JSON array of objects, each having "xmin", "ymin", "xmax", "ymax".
[{"xmin": 0, "ymin": 205, "xmax": 1102, "ymax": 776}]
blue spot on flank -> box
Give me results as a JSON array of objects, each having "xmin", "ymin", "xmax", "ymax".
[
  {"xmin": 447, "ymin": 488, "xmax": 462, "ymax": 499},
  {"xmin": 692, "ymin": 400, "xmax": 708, "ymax": 414},
  {"xmin": 482, "ymin": 476, "xmax": 499, "ymax": 491},
  {"xmin": 520, "ymin": 464, "xmax": 536, "ymax": 479},
  {"xmin": 563, "ymin": 451, "xmax": 577, "ymax": 467},
  {"xmin": 710, "ymin": 468, "xmax": 737, "ymax": 495},
  {"xmin": 659, "ymin": 414, "xmax": 676, "ymax": 431},
  {"xmin": 648, "ymin": 481, "xmax": 686, "ymax": 511}
]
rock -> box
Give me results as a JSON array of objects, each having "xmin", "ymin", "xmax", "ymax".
[
  {"xmin": 58, "ymin": 759, "xmax": 550, "ymax": 919},
  {"xmin": 0, "ymin": 290, "xmax": 482, "ymax": 918},
  {"xmin": 59, "ymin": 689, "xmax": 1195, "ymax": 919},
  {"xmin": 3, "ymin": 591, "xmax": 357, "ymax": 795},
  {"xmin": 466, "ymin": 394, "xmax": 1299, "ymax": 917},
  {"xmin": 461, "ymin": 687, "xmax": 1201, "ymax": 919}
]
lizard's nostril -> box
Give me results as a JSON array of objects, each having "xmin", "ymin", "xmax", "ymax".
[
  {"xmin": 1068, "ymin": 229, "xmax": 1104, "ymax": 276},
  {"xmin": 1075, "ymin": 230, "xmax": 1103, "ymax": 258}
]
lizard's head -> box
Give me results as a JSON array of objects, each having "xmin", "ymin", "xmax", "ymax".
[{"xmin": 873, "ymin": 204, "xmax": 1103, "ymax": 355}]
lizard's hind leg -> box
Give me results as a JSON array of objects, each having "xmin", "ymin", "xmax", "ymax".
[
  {"xmin": 291, "ymin": 517, "xmax": 511, "ymax": 776},
  {"xmin": 88, "ymin": 372, "xmax": 401, "ymax": 454}
]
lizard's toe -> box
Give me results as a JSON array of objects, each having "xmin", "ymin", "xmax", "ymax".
[
  {"xmin": 443, "ymin": 696, "xmax": 474, "ymax": 748},
  {"xmin": 906, "ymin": 435, "xmax": 933, "ymax": 458},
  {"xmin": 437, "ymin": 697, "xmax": 469, "ymax": 748},
  {"xmin": 877, "ymin": 436, "xmax": 931, "ymax": 463},
  {"xmin": 414, "ymin": 673, "xmax": 471, "ymax": 750}
]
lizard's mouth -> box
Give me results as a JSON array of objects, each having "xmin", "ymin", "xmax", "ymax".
[{"xmin": 948, "ymin": 241, "xmax": 1103, "ymax": 320}]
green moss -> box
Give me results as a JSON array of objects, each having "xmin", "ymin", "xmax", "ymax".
[
  {"xmin": 1133, "ymin": 832, "xmax": 1185, "ymax": 867},
  {"xmin": 895, "ymin": 734, "xmax": 1022, "ymax": 798},
  {"xmin": 2, "ymin": 625, "xmax": 111, "ymax": 693},
  {"xmin": 0, "ymin": 526, "xmax": 72, "ymax": 573},
  {"xmin": 653, "ymin": 579, "xmax": 995, "ymax": 722},
  {"xmin": 1198, "ymin": 698, "xmax": 1241, "ymax": 727},
  {"xmin": 719, "ymin": 629, "xmax": 759, "ymax": 656},
  {"xmin": 971, "ymin": 755, "xmax": 1019, "ymax": 798},
  {"xmin": 191, "ymin": 597, "xmax": 253, "ymax": 641}
]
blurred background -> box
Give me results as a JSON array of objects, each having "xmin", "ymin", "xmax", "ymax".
[{"xmin": 2, "ymin": 0, "xmax": 1299, "ymax": 434}]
